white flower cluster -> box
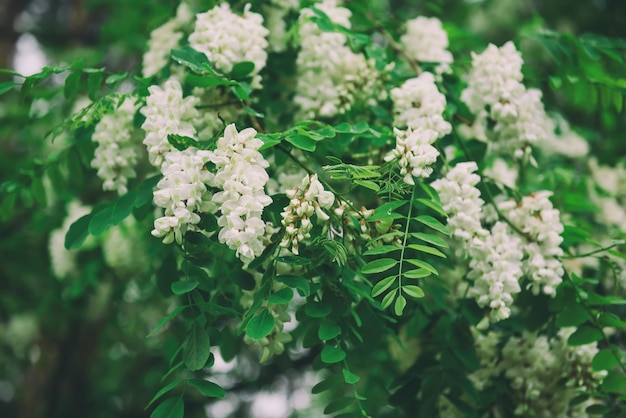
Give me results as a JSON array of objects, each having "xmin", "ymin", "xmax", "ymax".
[
  {"xmin": 384, "ymin": 127, "xmax": 440, "ymax": 185},
  {"xmin": 103, "ymin": 216, "xmax": 149, "ymax": 273},
  {"xmin": 142, "ymin": 3, "xmax": 194, "ymax": 78},
  {"xmin": 390, "ymin": 72, "xmax": 452, "ymax": 137},
  {"xmin": 467, "ymin": 222, "xmax": 524, "ymax": 322},
  {"xmin": 432, "ymin": 161, "xmax": 486, "ymax": 241},
  {"xmin": 280, "ymin": 173, "xmax": 335, "ymax": 255},
  {"xmin": 141, "ymin": 78, "xmax": 200, "ymax": 167},
  {"xmin": 400, "ymin": 16, "xmax": 453, "ymax": 75},
  {"xmin": 241, "ymin": 275, "xmax": 293, "ymax": 363},
  {"xmin": 208, "ymin": 124, "xmax": 272, "ymax": 264},
  {"xmin": 537, "ymin": 113, "xmax": 589, "ymax": 159},
  {"xmin": 49, "ymin": 200, "xmax": 95, "ymax": 279},
  {"xmin": 91, "ymin": 98, "xmax": 140, "ymax": 195},
  {"xmin": 151, "ymin": 148, "xmax": 215, "ymax": 245},
  {"xmin": 499, "ymin": 191, "xmax": 564, "ymax": 296},
  {"xmin": 461, "ymin": 42, "xmax": 552, "ymax": 156},
  {"xmin": 189, "ymin": 3, "xmax": 269, "ymax": 89},
  {"xmin": 295, "ymin": 0, "xmax": 381, "ymax": 118},
  {"xmin": 468, "ymin": 328, "xmax": 501, "ymax": 391},
  {"xmin": 433, "ymin": 162, "xmax": 523, "ymax": 321},
  {"xmin": 499, "ymin": 330, "xmax": 603, "ymax": 417}
]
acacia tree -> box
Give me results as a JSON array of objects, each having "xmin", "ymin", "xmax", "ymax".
[{"xmin": 1, "ymin": 0, "xmax": 626, "ymax": 417}]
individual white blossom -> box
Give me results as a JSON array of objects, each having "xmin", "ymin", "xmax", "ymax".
[
  {"xmin": 142, "ymin": 3, "xmax": 194, "ymax": 78},
  {"xmin": 384, "ymin": 127, "xmax": 440, "ymax": 184},
  {"xmin": 499, "ymin": 191, "xmax": 564, "ymax": 296},
  {"xmin": 141, "ymin": 78, "xmax": 200, "ymax": 167},
  {"xmin": 208, "ymin": 124, "xmax": 272, "ymax": 263},
  {"xmin": 189, "ymin": 3, "xmax": 269, "ymax": 89},
  {"xmin": 295, "ymin": 0, "xmax": 383, "ymax": 118},
  {"xmin": 390, "ymin": 72, "xmax": 452, "ymax": 136},
  {"xmin": 49, "ymin": 200, "xmax": 95, "ymax": 279},
  {"xmin": 400, "ymin": 16, "xmax": 453, "ymax": 75},
  {"xmin": 151, "ymin": 148, "xmax": 216, "ymax": 245},
  {"xmin": 91, "ymin": 98, "xmax": 140, "ymax": 195},
  {"xmin": 280, "ymin": 173, "xmax": 335, "ymax": 255},
  {"xmin": 461, "ymin": 42, "xmax": 552, "ymax": 156}
]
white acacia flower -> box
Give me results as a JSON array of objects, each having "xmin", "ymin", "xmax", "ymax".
[
  {"xmin": 401, "ymin": 16, "xmax": 453, "ymax": 75},
  {"xmin": 385, "ymin": 127, "xmax": 440, "ymax": 184}
]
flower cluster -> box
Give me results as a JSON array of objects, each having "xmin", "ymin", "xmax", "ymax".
[
  {"xmin": 189, "ymin": 3, "xmax": 269, "ymax": 89},
  {"xmin": 499, "ymin": 191, "xmax": 564, "ymax": 296},
  {"xmin": 384, "ymin": 127, "xmax": 440, "ymax": 184},
  {"xmin": 390, "ymin": 72, "xmax": 452, "ymax": 137},
  {"xmin": 461, "ymin": 42, "xmax": 552, "ymax": 156},
  {"xmin": 141, "ymin": 78, "xmax": 199, "ymax": 167},
  {"xmin": 208, "ymin": 124, "xmax": 272, "ymax": 264},
  {"xmin": 91, "ymin": 98, "xmax": 140, "ymax": 195},
  {"xmin": 400, "ymin": 16, "xmax": 453, "ymax": 75},
  {"xmin": 151, "ymin": 148, "xmax": 215, "ymax": 245},
  {"xmin": 295, "ymin": 0, "xmax": 382, "ymax": 118},
  {"xmin": 142, "ymin": 3, "xmax": 193, "ymax": 78},
  {"xmin": 103, "ymin": 217, "xmax": 149, "ymax": 274},
  {"xmin": 467, "ymin": 221, "xmax": 524, "ymax": 322},
  {"xmin": 280, "ymin": 173, "xmax": 335, "ymax": 255}
]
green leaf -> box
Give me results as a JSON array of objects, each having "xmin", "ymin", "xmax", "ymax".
[
  {"xmin": 592, "ymin": 349, "xmax": 620, "ymax": 371},
  {"xmin": 64, "ymin": 71, "xmax": 81, "ymax": 100},
  {"xmin": 403, "ymin": 269, "xmax": 431, "ymax": 279},
  {"xmin": 171, "ymin": 280, "xmax": 199, "ymax": 295},
  {"xmin": 354, "ymin": 179, "xmax": 380, "ymax": 191},
  {"xmin": 394, "ymin": 295, "xmax": 407, "ymax": 316},
  {"xmin": 381, "ymin": 289, "xmax": 397, "ymax": 309},
  {"xmin": 147, "ymin": 306, "xmax": 187, "ymax": 337},
  {"xmin": 555, "ymin": 303, "xmax": 590, "ymax": 327},
  {"xmin": 406, "ymin": 259, "xmax": 439, "ymax": 275},
  {"xmin": 87, "ymin": 71, "xmax": 103, "ymax": 101},
  {"xmin": 407, "ymin": 244, "xmax": 446, "ymax": 258},
  {"xmin": 231, "ymin": 83, "xmax": 251, "ymax": 101},
  {"xmin": 342, "ymin": 369, "xmax": 360, "ymax": 384},
  {"xmin": 246, "ymin": 308, "xmax": 275, "ymax": 340},
  {"xmin": 286, "ymin": 135, "xmax": 316, "ymax": 152},
  {"xmin": 567, "ymin": 325, "xmax": 604, "ymax": 346},
  {"xmin": 31, "ymin": 176, "xmax": 47, "ymax": 207},
  {"xmin": 321, "ymin": 345, "xmax": 346, "ymax": 364},
  {"xmin": 111, "ymin": 191, "xmax": 136, "ymax": 225},
  {"xmin": 363, "ymin": 245, "xmax": 400, "ymax": 256},
  {"xmin": 323, "ymin": 397, "xmax": 354, "ymax": 414},
  {"xmin": 276, "ymin": 255, "xmax": 311, "ymax": 265},
  {"xmin": 318, "ymin": 321, "xmax": 341, "ymax": 341},
  {"xmin": 415, "ymin": 198, "xmax": 447, "ymax": 217},
  {"xmin": 403, "ymin": 285, "xmax": 425, "ymax": 299},
  {"xmin": 146, "ymin": 381, "xmax": 180, "ymax": 409},
  {"xmin": 601, "ymin": 370, "xmax": 626, "ymax": 393},
  {"xmin": 415, "ymin": 216, "xmax": 449, "ymax": 235},
  {"xmin": 89, "ymin": 205, "xmax": 113, "ymax": 236},
  {"xmin": 135, "ymin": 175, "xmax": 161, "ymax": 207},
  {"xmin": 312, "ymin": 375, "xmax": 343, "ymax": 394},
  {"xmin": 304, "ymin": 302, "xmax": 332, "ymax": 318},
  {"xmin": 150, "ymin": 397, "xmax": 183, "ymax": 418},
  {"xmin": 368, "ymin": 201, "xmax": 408, "ymax": 221},
  {"xmin": 171, "ymin": 47, "xmax": 213, "ymax": 74},
  {"xmin": 361, "ymin": 258, "xmax": 398, "ymax": 274},
  {"xmin": 64, "ymin": 213, "xmax": 93, "ymax": 250},
  {"xmin": 275, "ymin": 275, "xmax": 311, "ymax": 296},
  {"xmin": 268, "ymin": 288, "xmax": 294, "ymax": 304},
  {"xmin": 0, "ymin": 81, "xmax": 18, "ymax": 97},
  {"xmin": 183, "ymin": 322, "xmax": 211, "ymax": 371},
  {"xmin": 167, "ymin": 134, "xmax": 198, "ymax": 151},
  {"xmin": 371, "ymin": 276, "xmax": 396, "ymax": 298},
  {"xmin": 411, "ymin": 232, "xmax": 449, "ymax": 248},
  {"xmin": 105, "ymin": 72, "xmax": 127, "ymax": 85},
  {"xmin": 229, "ymin": 61, "xmax": 255, "ymax": 79},
  {"xmin": 598, "ymin": 312, "xmax": 626, "ymax": 328},
  {"xmin": 188, "ymin": 379, "xmax": 226, "ymax": 399}
]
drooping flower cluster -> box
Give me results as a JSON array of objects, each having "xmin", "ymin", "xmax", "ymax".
[
  {"xmin": 400, "ymin": 16, "xmax": 453, "ymax": 75},
  {"xmin": 390, "ymin": 72, "xmax": 452, "ymax": 136},
  {"xmin": 189, "ymin": 3, "xmax": 269, "ymax": 89},
  {"xmin": 141, "ymin": 78, "xmax": 200, "ymax": 167},
  {"xmin": 208, "ymin": 124, "xmax": 272, "ymax": 263},
  {"xmin": 467, "ymin": 221, "xmax": 524, "ymax": 321},
  {"xmin": 384, "ymin": 127, "xmax": 440, "ymax": 184},
  {"xmin": 499, "ymin": 191, "xmax": 564, "ymax": 296},
  {"xmin": 142, "ymin": 3, "xmax": 194, "ymax": 78},
  {"xmin": 461, "ymin": 42, "xmax": 552, "ymax": 156},
  {"xmin": 103, "ymin": 217, "xmax": 149, "ymax": 274},
  {"xmin": 295, "ymin": 0, "xmax": 382, "ymax": 118},
  {"xmin": 91, "ymin": 98, "xmax": 140, "ymax": 195},
  {"xmin": 151, "ymin": 148, "xmax": 215, "ymax": 245},
  {"xmin": 433, "ymin": 162, "xmax": 524, "ymax": 321},
  {"xmin": 280, "ymin": 173, "xmax": 335, "ymax": 255}
]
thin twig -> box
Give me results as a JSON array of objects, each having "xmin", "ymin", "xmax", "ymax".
[{"xmin": 374, "ymin": 22, "xmax": 422, "ymax": 76}]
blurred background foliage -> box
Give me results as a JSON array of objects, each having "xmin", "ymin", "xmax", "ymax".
[{"xmin": 0, "ymin": 0, "xmax": 625, "ymax": 417}]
